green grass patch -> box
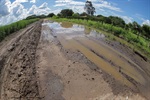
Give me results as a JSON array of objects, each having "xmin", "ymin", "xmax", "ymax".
[{"xmin": 0, "ymin": 18, "xmax": 39, "ymax": 42}]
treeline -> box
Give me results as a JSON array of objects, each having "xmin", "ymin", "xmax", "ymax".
[
  {"xmin": 51, "ymin": 9, "xmax": 150, "ymax": 39},
  {"xmin": 0, "ymin": 18, "xmax": 39, "ymax": 42},
  {"xmin": 26, "ymin": 13, "xmax": 55, "ymax": 20}
]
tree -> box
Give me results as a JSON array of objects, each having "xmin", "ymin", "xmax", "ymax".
[
  {"xmin": 80, "ymin": 12, "xmax": 88, "ymax": 16},
  {"xmin": 127, "ymin": 23, "xmax": 133, "ymax": 29},
  {"xmin": 60, "ymin": 9, "xmax": 74, "ymax": 17},
  {"xmin": 132, "ymin": 21, "xmax": 141, "ymax": 34},
  {"xmin": 57, "ymin": 13, "xmax": 61, "ymax": 17},
  {"xmin": 38, "ymin": 14, "xmax": 47, "ymax": 18},
  {"xmin": 108, "ymin": 16, "xmax": 125, "ymax": 28},
  {"xmin": 142, "ymin": 24, "xmax": 150, "ymax": 38},
  {"xmin": 104, "ymin": 17, "xmax": 111, "ymax": 24},
  {"xmin": 47, "ymin": 13, "xmax": 55, "ymax": 17},
  {"xmin": 26, "ymin": 15, "xmax": 37, "ymax": 19},
  {"xmin": 97, "ymin": 15, "xmax": 104, "ymax": 17},
  {"xmin": 72, "ymin": 13, "xmax": 80, "ymax": 17},
  {"xmin": 84, "ymin": 1, "xmax": 95, "ymax": 16},
  {"xmin": 97, "ymin": 15, "xmax": 105, "ymax": 23}
]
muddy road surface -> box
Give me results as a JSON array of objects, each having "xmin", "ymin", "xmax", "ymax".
[
  {"xmin": 0, "ymin": 19, "xmax": 150, "ymax": 100},
  {"xmin": 0, "ymin": 21, "xmax": 42, "ymax": 100}
]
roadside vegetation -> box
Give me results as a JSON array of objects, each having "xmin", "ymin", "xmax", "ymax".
[
  {"xmin": 0, "ymin": 18, "xmax": 39, "ymax": 42},
  {"xmin": 49, "ymin": 9, "xmax": 150, "ymax": 59}
]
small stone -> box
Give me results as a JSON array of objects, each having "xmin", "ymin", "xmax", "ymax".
[
  {"xmin": 126, "ymin": 96, "xmax": 128, "ymax": 100},
  {"xmin": 18, "ymin": 72, "xmax": 23, "ymax": 77},
  {"xmin": 68, "ymin": 81, "xmax": 70, "ymax": 84},
  {"xmin": 8, "ymin": 45, "xmax": 15, "ymax": 51},
  {"xmin": 18, "ymin": 74, "xmax": 21, "ymax": 77},
  {"xmin": 92, "ymin": 78, "xmax": 95, "ymax": 80},
  {"xmin": 10, "ymin": 63, "xmax": 12, "ymax": 66}
]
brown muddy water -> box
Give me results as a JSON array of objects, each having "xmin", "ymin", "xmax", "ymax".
[{"xmin": 42, "ymin": 21, "xmax": 150, "ymax": 98}]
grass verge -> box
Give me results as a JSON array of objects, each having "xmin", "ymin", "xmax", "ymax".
[{"xmin": 0, "ymin": 18, "xmax": 39, "ymax": 42}]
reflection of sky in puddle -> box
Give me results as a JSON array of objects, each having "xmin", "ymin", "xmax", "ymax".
[{"xmin": 45, "ymin": 22, "xmax": 105, "ymax": 40}]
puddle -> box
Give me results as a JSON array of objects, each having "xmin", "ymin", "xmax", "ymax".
[
  {"xmin": 41, "ymin": 23, "xmax": 54, "ymax": 41},
  {"xmin": 60, "ymin": 22, "xmax": 73, "ymax": 28},
  {"xmin": 75, "ymin": 37, "xmax": 146, "ymax": 85},
  {"xmin": 84, "ymin": 27, "xmax": 91, "ymax": 35},
  {"xmin": 42, "ymin": 21, "xmax": 149, "ymax": 92},
  {"xmin": 68, "ymin": 39, "xmax": 135, "ymax": 88}
]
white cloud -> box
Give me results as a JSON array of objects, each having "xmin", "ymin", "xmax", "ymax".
[
  {"xmin": 120, "ymin": 16, "xmax": 133, "ymax": 23},
  {"xmin": 0, "ymin": 0, "xmax": 11, "ymax": 16},
  {"xmin": 55, "ymin": 0, "xmax": 72, "ymax": 3},
  {"xmin": 94, "ymin": 1, "xmax": 122, "ymax": 12},
  {"xmin": 14, "ymin": 0, "xmax": 36, "ymax": 3},
  {"xmin": 39, "ymin": 2, "xmax": 48, "ymax": 9},
  {"xmin": 0, "ymin": 1, "xmax": 28, "ymax": 25},
  {"xmin": 0, "ymin": 1, "xmax": 51, "ymax": 26},
  {"xmin": 28, "ymin": 2, "xmax": 51, "ymax": 15},
  {"xmin": 88, "ymin": 0, "xmax": 104, "ymax": 2},
  {"xmin": 69, "ymin": 1, "xmax": 84, "ymax": 6},
  {"xmin": 54, "ymin": 0, "xmax": 85, "ymax": 13},
  {"xmin": 14, "ymin": 0, "xmax": 28, "ymax": 3},
  {"xmin": 28, "ymin": 5, "xmax": 37, "ymax": 15},
  {"xmin": 54, "ymin": 0, "xmax": 122, "ymax": 14},
  {"xmin": 54, "ymin": 4, "xmax": 67, "ymax": 7},
  {"xmin": 11, "ymin": 2, "xmax": 26, "ymax": 17},
  {"xmin": 0, "ymin": 15, "xmax": 16, "ymax": 25},
  {"xmin": 142, "ymin": 20, "xmax": 150, "ymax": 26},
  {"xmin": 135, "ymin": 14, "xmax": 150, "ymax": 26},
  {"xmin": 30, "ymin": 0, "xmax": 36, "ymax": 3}
]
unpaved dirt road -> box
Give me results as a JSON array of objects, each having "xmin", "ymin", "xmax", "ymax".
[{"xmin": 0, "ymin": 19, "xmax": 150, "ymax": 100}]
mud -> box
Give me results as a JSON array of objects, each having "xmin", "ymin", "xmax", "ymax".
[{"xmin": 0, "ymin": 20, "xmax": 42, "ymax": 100}]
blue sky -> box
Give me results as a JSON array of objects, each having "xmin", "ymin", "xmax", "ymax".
[{"xmin": 0, "ymin": 0, "xmax": 150, "ymax": 25}]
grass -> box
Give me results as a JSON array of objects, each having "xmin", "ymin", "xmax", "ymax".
[
  {"xmin": 50, "ymin": 17, "xmax": 150, "ymax": 59},
  {"xmin": 0, "ymin": 18, "xmax": 39, "ymax": 42}
]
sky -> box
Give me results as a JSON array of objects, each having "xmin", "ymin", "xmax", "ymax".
[{"xmin": 0, "ymin": 0, "xmax": 150, "ymax": 26}]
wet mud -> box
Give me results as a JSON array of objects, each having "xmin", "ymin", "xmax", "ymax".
[
  {"xmin": 44, "ymin": 21, "xmax": 150, "ymax": 99},
  {"xmin": 0, "ymin": 21, "xmax": 43, "ymax": 100}
]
